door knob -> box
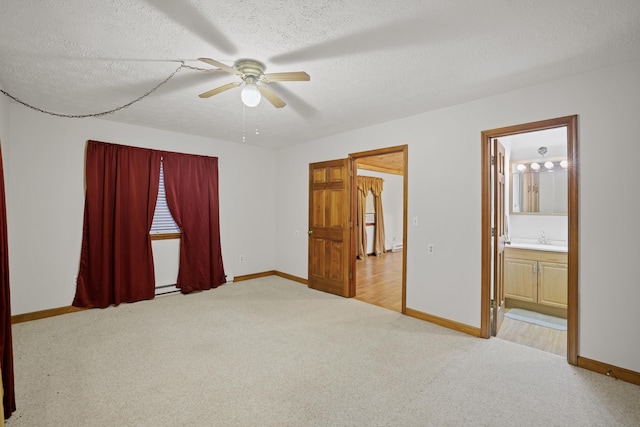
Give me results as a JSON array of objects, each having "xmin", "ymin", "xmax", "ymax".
[{"xmin": 308, "ymin": 230, "xmax": 313, "ymax": 235}]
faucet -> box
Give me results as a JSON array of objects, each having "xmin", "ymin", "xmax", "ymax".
[{"xmin": 538, "ymin": 231, "xmax": 550, "ymax": 245}]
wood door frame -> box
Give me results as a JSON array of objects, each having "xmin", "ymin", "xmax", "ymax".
[
  {"xmin": 492, "ymin": 139, "xmax": 506, "ymax": 336},
  {"xmin": 349, "ymin": 145, "xmax": 408, "ymax": 314},
  {"xmin": 480, "ymin": 115, "xmax": 579, "ymax": 365}
]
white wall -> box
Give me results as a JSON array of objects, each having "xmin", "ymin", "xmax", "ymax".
[
  {"xmin": 6, "ymin": 107, "xmax": 277, "ymax": 315},
  {"xmin": 275, "ymin": 59, "xmax": 640, "ymax": 373},
  {"xmin": 357, "ymin": 169, "xmax": 404, "ymax": 250}
]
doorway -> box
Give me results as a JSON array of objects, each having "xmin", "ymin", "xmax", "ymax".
[
  {"xmin": 481, "ymin": 116, "xmax": 579, "ymax": 364},
  {"xmin": 350, "ymin": 145, "xmax": 408, "ymax": 313}
]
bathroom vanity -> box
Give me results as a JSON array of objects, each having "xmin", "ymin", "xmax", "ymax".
[{"xmin": 504, "ymin": 244, "xmax": 568, "ymax": 318}]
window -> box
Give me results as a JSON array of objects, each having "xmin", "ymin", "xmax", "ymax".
[{"xmin": 150, "ymin": 161, "xmax": 180, "ymax": 239}]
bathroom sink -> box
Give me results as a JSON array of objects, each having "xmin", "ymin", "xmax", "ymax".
[{"xmin": 506, "ymin": 242, "xmax": 567, "ymax": 253}]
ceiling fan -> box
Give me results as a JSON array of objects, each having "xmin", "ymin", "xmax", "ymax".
[{"xmin": 197, "ymin": 58, "xmax": 310, "ymax": 108}]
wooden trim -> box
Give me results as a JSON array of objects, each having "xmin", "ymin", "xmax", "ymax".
[
  {"xmin": 577, "ymin": 356, "xmax": 640, "ymax": 386},
  {"xmin": 350, "ymin": 145, "xmax": 408, "ymax": 315},
  {"xmin": 233, "ymin": 270, "xmax": 277, "ymax": 282},
  {"xmin": 274, "ymin": 271, "xmax": 308, "ymax": 285},
  {"xmin": 481, "ymin": 115, "xmax": 579, "ymax": 365},
  {"xmin": 406, "ymin": 308, "xmax": 482, "ymax": 337},
  {"xmin": 10, "ymin": 271, "xmax": 306, "ymax": 324},
  {"xmin": 12, "ymin": 306, "xmax": 88, "ymax": 324},
  {"xmin": 150, "ymin": 232, "xmax": 181, "ymax": 241},
  {"xmin": 566, "ymin": 115, "xmax": 579, "ymax": 365},
  {"xmin": 350, "ymin": 145, "xmax": 408, "ymax": 159},
  {"xmin": 480, "ymin": 131, "xmax": 492, "ymax": 338},
  {"xmin": 357, "ymin": 163, "xmax": 403, "ymax": 176}
]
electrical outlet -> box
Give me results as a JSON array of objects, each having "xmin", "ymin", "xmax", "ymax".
[
  {"xmin": 428, "ymin": 244, "xmax": 435, "ymax": 254},
  {"xmin": 412, "ymin": 216, "xmax": 419, "ymax": 227},
  {"xmin": 239, "ymin": 255, "xmax": 245, "ymax": 263}
]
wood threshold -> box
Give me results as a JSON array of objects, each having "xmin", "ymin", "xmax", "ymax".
[
  {"xmin": 577, "ymin": 356, "xmax": 640, "ymax": 386},
  {"xmin": 12, "ymin": 306, "xmax": 88, "ymax": 324},
  {"xmin": 406, "ymin": 307, "xmax": 482, "ymax": 337}
]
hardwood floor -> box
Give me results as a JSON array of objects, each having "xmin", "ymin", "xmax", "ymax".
[
  {"xmin": 496, "ymin": 315, "xmax": 567, "ymax": 356},
  {"xmin": 355, "ymin": 251, "xmax": 402, "ymax": 312}
]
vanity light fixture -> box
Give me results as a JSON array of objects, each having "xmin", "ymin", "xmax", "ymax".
[
  {"xmin": 516, "ymin": 163, "xmax": 527, "ymax": 172},
  {"xmin": 530, "ymin": 162, "xmax": 541, "ymax": 171},
  {"xmin": 560, "ymin": 159, "xmax": 568, "ymax": 168},
  {"xmin": 544, "ymin": 161, "xmax": 555, "ymax": 170}
]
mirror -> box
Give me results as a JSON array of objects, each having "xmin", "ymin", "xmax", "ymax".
[{"xmin": 511, "ymin": 158, "xmax": 568, "ymax": 215}]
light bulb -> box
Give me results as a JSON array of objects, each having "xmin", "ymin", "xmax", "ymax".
[
  {"xmin": 560, "ymin": 159, "xmax": 568, "ymax": 168},
  {"xmin": 544, "ymin": 161, "xmax": 554, "ymax": 170},
  {"xmin": 530, "ymin": 162, "xmax": 540, "ymax": 171},
  {"xmin": 516, "ymin": 163, "xmax": 526, "ymax": 172},
  {"xmin": 241, "ymin": 83, "xmax": 261, "ymax": 107}
]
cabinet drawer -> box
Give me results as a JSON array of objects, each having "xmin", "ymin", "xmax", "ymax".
[{"xmin": 505, "ymin": 247, "xmax": 567, "ymax": 263}]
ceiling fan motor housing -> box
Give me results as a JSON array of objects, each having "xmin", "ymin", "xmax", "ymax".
[{"xmin": 234, "ymin": 59, "xmax": 266, "ymax": 78}]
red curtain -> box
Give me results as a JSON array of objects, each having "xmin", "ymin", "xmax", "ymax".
[
  {"xmin": 163, "ymin": 152, "xmax": 226, "ymax": 293},
  {"xmin": 0, "ymin": 145, "xmax": 15, "ymax": 418},
  {"xmin": 73, "ymin": 141, "xmax": 161, "ymax": 308}
]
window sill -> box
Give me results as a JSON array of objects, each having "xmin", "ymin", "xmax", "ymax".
[{"xmin": 150, "ymin": 233, "xmax": 181, "ymax": 241}]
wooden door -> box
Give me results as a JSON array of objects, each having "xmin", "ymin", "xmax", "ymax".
[
  {"xmin": 492, "ymin": 139, "xmax": 506, "ymax": 335},
  {"xmin": 308, "ymin": 159, "xmax": 355, "ymax": 297}
]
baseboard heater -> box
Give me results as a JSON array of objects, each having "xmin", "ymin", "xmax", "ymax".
[{"xmin": 155, "ymin": 284, "xmax": 179, "ymax": 296}]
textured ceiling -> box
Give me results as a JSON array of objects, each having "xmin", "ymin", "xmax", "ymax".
[{"xmin": 1, "ymin": 0, "xmax": 640, "ymax": 148}]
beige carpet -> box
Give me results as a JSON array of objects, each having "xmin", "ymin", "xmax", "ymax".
[{"xmin": 7, "ymin": 276, "xmax": 640, "ymax": 426}]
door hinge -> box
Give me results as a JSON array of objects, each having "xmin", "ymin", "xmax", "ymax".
[
  {"xmin": 491, "ymin": 227, "xmax": 495, "ymax": 237},
  {"xmin": 349, "ymin": 271, "xmax": 353, "ymax": 280},
  {"xmin": 491, "ymin": 155, "xmax": 495, "ymax": 166}
]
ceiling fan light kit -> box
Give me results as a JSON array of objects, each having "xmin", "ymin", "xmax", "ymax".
[
  {"xmin": 197, "ymin": 57, "xmax": 310, "ymax": 109},
  {"xmin": 240, "ymin": 76, "xmax": 261, "ymax": 108}
]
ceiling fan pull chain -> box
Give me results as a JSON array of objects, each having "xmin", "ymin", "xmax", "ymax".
[
  {"xmin": 255, "ymin": 107, "xmax": 260, "ymax": 135},
  {"xmin": 242, "ymin": 104, "xmax": 246, "ymax": 143}
]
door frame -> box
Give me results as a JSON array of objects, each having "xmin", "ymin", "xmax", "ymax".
[
  {"xmin": 349, "ymin": 145, "xmax": 408, "ymax": 314},
  {"xmin": 480, "ymin": 115, "xmax": 579, "ymax": 365}
]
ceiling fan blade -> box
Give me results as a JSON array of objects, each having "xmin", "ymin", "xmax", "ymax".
[
  {"xmin": 198, "ymin": 58, "xmax": 240, "ymax": 75},
  {"xmin": 198, "ymin": 82, "xmax": 240, "ymax": 98},
  {"xmin": 262, "ymin": 72, "xmax": 310, "ymax": 83},
  {"xmin": 258, "ymin": 85, "xmax": 286, "ymax": 108}
]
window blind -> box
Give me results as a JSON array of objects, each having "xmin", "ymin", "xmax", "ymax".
[{"xmin": 150, "ymin": 161, "xmax": 180, "ymax": 234}]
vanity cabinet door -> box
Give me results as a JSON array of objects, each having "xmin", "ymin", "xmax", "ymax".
[
  {"xmin": 537, "ymin": 261, "xmax": 568, "ymax": 308},
  {"xmin": 504, "ymin": 258, "xmax": 537, "ymax": 303}
]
